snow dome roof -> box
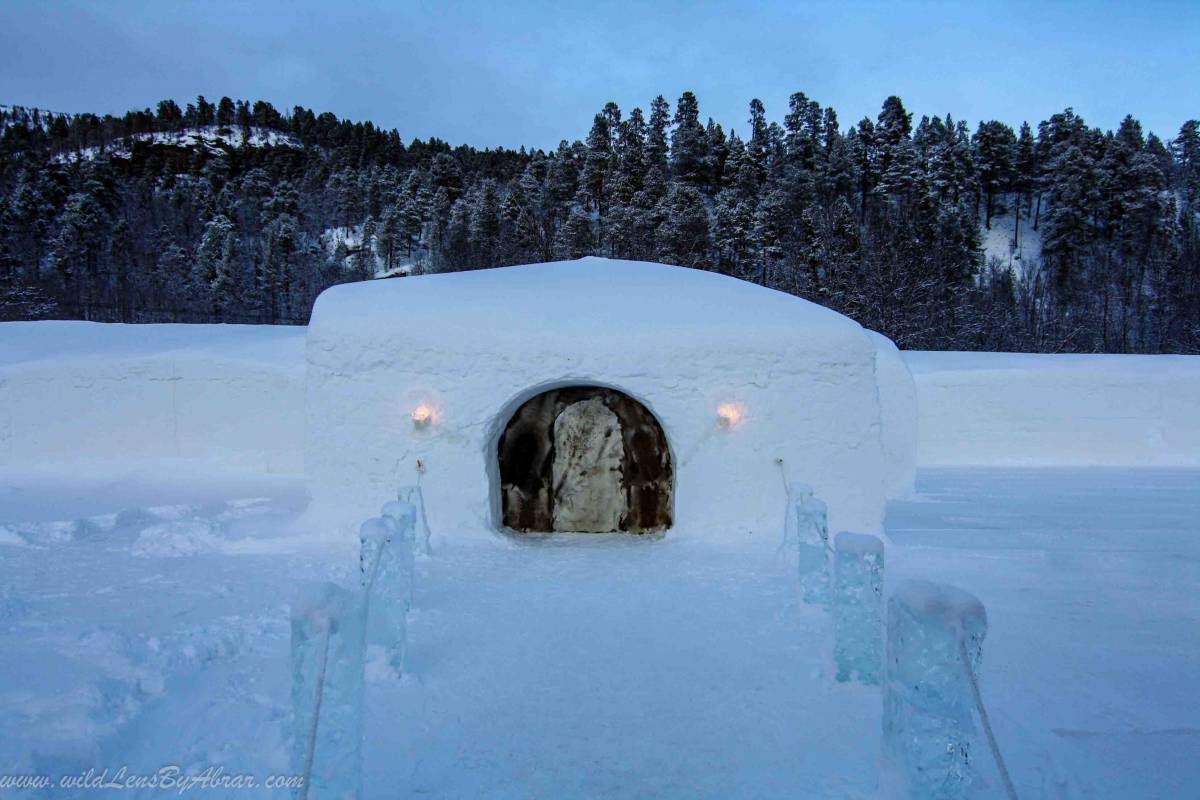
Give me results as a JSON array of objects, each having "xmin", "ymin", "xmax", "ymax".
[{"xmin": 308, "ymin": 257, "xmax": 865, "ymax": 349}]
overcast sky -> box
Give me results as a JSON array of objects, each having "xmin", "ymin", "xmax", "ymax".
[{"xmin": 1, "ymin": 0, "xmax": 1197, "ymax": 150}]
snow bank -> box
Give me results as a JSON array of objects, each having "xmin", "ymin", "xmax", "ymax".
[
  {"xmin": 0, "ymin": 321, "xmax": 306, "ymax": 474},
  {"xmin": 904, "ymin": 351, "xmax": 1200, "ymax": 466}
]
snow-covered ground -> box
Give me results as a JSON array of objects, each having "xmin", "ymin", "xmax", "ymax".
[
  {"xmin": 319, "ymin": 224, "xmax": 422, "ymax": 278},
  {"xmin": 981, "ymin": 200, "xmax": 1042, "ymax": 278},
  {"xmin": 2, "ymin": 466, "xmax": 1197, "ymax": 798},
  {"xmin": 2, "ymin": 316, "xmax": 1197, "ymax": 796}
]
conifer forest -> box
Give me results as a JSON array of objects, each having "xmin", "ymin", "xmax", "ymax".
[{"xmin": 1, "ymin": 94, "xmax": 1197, "ymax": 352}]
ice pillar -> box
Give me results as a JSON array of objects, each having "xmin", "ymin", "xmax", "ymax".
[
  {"xmin": 360, "ymin": 502, "xmax": 416, "ymax": 672},
  {"xmin": 788, "ymin": 484, "xmax": 830, "ymax": 607},
  {"xmin": 378, "ymin": 500, "xmax": 417, "ymax": 609},
  {"xmin": 833, "ymin": 531, "xmax": 884, "ymax": 684},
  {"xmin": 290, "ymin": 582, "xmax": 366, "ymax": 800},
  {"xmin": 883, "ymin": 580, "xmax": 989, "ymax": 800},
  {"xmin": 396, "ymin": 485, "xmax": 432, "ymax": 555}
]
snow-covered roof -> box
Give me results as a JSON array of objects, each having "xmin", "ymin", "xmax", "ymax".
[{"xmin": 309, "ymin": 257, "xmax": 864, "ymax": 349}]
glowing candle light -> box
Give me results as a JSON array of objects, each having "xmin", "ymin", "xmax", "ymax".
[
  {"xmin": 412, "ymin": 405, "xmax": 433, "ymax": 427},
  {"xmin": 717, "ymin": 402, "xmax": 741, "ymax": 428}
]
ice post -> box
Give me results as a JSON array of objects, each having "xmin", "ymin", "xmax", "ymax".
[
  {"xmin": 290, "ymin": 582, "xmax": 366, "ymax": 800},
  {"xmin": 378, "ymin": 500, "xmax": 418, "ymax": 608},
  {"xmin": 833, "ymin": 532, "xmax": 884, "ymax": 684},
  {"xmin": 396, "ymin": 485, "xmax": 432, "ymax": 555},
  {"xmin": 789, "ymin": 484, "xmax": 830, "ymax": 606},
  {"xmin": 782, "ymin": 481, "xmax": 810, "ymax": 550},
  {"xmin": 360, "ymin": 502, "xmax": 416, "ymax": 672},
  {"xmin": 883, "ymin": 580, "xmax": 989, "ymax": 800}
]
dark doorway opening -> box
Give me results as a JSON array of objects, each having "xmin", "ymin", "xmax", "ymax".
[{"xmin": 497, "ymin": 386, "xmax": 673, "ymax": 533}]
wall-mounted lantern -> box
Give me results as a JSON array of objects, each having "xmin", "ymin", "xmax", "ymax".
[
  {"xmin": 412, "ymin": 404, "xmax": 434, "ymax": 429},
  {"xmin": 717, "ymin": 402, "xmax": 742, "ymax": 428}
]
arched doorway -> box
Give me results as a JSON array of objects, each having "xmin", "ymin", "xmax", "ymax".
[{"xmin": 497, "ymin": 386, "xmax": 673, "ymax": 533}]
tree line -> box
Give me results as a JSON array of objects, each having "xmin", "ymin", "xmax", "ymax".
[{"xmin": 1, "ymin": 93, "xmax": 1197, "ymax": 352}]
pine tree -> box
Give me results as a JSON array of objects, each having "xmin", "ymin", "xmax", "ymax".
[
  {"xmin": 747, "ymin": 99, "xmax": 770, "ymax": 189},
  {"xmin": 580, "ymin": 113, "xmax": 612, "ymax": 227},
  {"xmin": 1171, "ymin": 120, "xmax": 1200, "ymax": 205},
  {"xmin": 646, "ymin": 95, "xmax": 671, "ymax": 174},
  {"xmin": 849, "ymin": 119, "xmax": 878, "ymax": 222},
  {"xmin": 670, "ymin": 91, "xmax": 710, "ymax": 188},
  {"xmin": 644, "ymin": 96, "xmax": 671, "ymax": 204},
  {"xmin": 1014, "ymin": 122, "xmax": 1037, "ymax": 246},
  {"xmin": 469, "ymin": 180, "xmax": 501, "ymax": 267},
  {"xmin": 441, "ymin": 197, "xmax": 472, "ymax": 269},
  {"xmin": 705, "ymin": 119, "xmax": 727, "ymax": 192},
  {"xmin": 156, "ymin": 99, "xmax": 183, "ymax": 132},
  {"xmin": 375, "ymin": 206, "xmax": 403, "ymax": 272},
  {"xmin": 784, "ymin": 91, "xmax": 823, "ymax": 179},
  {"xmin": 973, "ymin": 120, "xmax": 1017, "ymax": 229},
  {"xmin": 752, "ymin": 188, "xmax": 790, "ymax": 286},
  {"xmin": 195, "ymin": 96, "xmax": 214, "ymax": 128},
  {"xmin": 553, "ymin": 207, "xmax": 594, "ymax": 259},
  {"xmin": 612, "ymin": 108, "xmax": 647, "ymax": 204},
  {"xmin": 1042, "ymin": 142, "xmax": 1097, "ymax": 290},
  {"xmin": 194, "ymin": 214, "xmax": 238, "ymax": 317},
  {"xmin": 654, "ymin": 184, "xmax": 710, "ymax": 268}
]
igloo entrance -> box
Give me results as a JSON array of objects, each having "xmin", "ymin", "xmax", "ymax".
[{"xmin": 497, "ymin": 386, "xmax": 673, "ymax": 534}]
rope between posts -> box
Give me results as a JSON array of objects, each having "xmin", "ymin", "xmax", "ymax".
[
  {"xmin": 774, "ymin": 458, "xmax": 790, "ymax": 493},
  {"xmin": 958, "ymin": 636, "xmax": 1020, "ymax": 800},
  {"xmin": 776, "ymin": 459, "xmax": 834, "ymax": 553},
  {"xmin": 298, "ymin": 622, "xmax": 333, "ymax": 800},
  {"xmin": 415, "ymin": 487, "xmax": 433, "ymax": 555},
  {"xmin": 409, "ymin": 471, "xmax": 434, "ymax": 556}
]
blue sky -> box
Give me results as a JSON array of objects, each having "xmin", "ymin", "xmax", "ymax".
[{"xmin": 1, "ymin": 0, "xmax": 1196, "ymax": 149}]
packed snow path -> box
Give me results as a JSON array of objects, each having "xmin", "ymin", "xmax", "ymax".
[
  {"xmin": 373, "ymin": 537, "xmax": 878, "ymax": 798},
  {"xmin": 1, "ymin": 468, "xmax": 1198, "ymax": 798}
]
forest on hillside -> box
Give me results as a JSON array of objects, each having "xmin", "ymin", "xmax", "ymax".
[{"xmin": 1, "ymin": 93, "xmax": 1197, "ymax": 352}]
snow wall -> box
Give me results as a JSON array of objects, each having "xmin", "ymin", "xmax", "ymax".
[
  {"xmin": 904, "ymin": 351, "xmax": 1200, "ymax": 467},
  {"xmin": 3, "ymin": 320, "xmax": 1197, "ymax": 487},
  {"xmin": 0, "ymin": 322, "xmax": 306, "ymax": 474}
]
